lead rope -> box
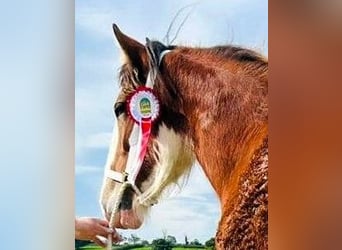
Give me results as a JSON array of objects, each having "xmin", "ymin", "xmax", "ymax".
[
  {"xmin": 107, "ymin": 182, "xmax": 129, "ymax": 250},
  {"xmin": 107, "ymin": 233, "xmax": 112, "ymax": 250}
]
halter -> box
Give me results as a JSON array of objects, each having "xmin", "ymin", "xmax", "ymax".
[{"xmin": 105, "ymin": 49, "xmax": 171, "ymax": 208}]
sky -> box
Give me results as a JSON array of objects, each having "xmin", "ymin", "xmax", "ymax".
[{"xmin": 75, "ymin": 0, "xmax": 267, "ymax": 244}]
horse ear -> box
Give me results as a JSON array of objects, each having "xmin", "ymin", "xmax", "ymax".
[{"xmin": 112, "ymin": 24, "xmax": 148, "ymax": 81}]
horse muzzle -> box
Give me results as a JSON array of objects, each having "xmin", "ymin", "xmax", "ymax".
[{"xmin": 103, "ymin": 184, "xmax": 144, "ymax": 229}]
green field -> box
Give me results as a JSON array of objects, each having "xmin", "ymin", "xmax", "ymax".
[
  {"xmin": 78, "ymin": 246, "xmax": 207, "ymax": 250},
  {"xmin": 78, "ymin": 247, "xmax": 149, "ymax": 250},
  {"xmin": 172, "ymin": 248, "xmax": 205, "ymax": 250}
]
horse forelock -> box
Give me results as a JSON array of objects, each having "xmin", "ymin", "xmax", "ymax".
[{"xmin": 118, "ymin": 64, "xmax": 140, "ymax": 94}]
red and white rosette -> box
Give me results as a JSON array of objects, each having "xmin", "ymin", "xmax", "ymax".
[
  {"xmin": 126, "ymin": 86, "xmax": 160, "ymax": 124},
  {"xmin": 125, "ymin": 87, "xmax": 160, "ymax": 184}
]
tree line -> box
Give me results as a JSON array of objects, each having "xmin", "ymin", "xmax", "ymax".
[{"xmin": 75, "ymin": 233, "xmax": 215, "ymax": 250}]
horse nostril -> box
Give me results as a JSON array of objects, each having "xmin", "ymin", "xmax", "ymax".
[
  {"xmin": 117, "ymin": 185, "xmax": 134, "ymax": 210},
  {"xmin": 118, "ymin": 199, "xmax": 132, "ymax": 210}
]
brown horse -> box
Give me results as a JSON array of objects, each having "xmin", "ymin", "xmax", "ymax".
[{"xmin": 100, "ymin": 24, "xmax": 268, "ymax": 249}]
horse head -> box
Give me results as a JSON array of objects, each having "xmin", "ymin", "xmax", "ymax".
[{"xmin": 100, "ymin": 24, "xmax": 195, "ymax": 229}]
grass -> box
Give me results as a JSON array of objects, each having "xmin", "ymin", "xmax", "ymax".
[
  {"xmin": 174, "ymin": 247, "xmax": 209, "ymax": 250},
  {"xmin": 78, "ymin": 246, "xmax": 152, "ymax": 250},
  {"xmin": 78, "ymin": 246, "xmax": 207, "ymax": 250}
]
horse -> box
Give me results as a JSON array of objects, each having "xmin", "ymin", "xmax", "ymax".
[{"xmin": 100, "ymin": 24, "xmax": 268, "ymax": 249}]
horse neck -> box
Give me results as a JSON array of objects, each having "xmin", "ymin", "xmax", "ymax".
[
  {"xmin": 160, "ymin": 51, "xmax": 268, "ymax": 206},
  {"xmin": 216, "ymin": 137, "xmax": 268, "ymax": 249}
]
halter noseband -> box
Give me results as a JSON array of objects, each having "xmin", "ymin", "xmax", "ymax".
[{"xmin": 105, "ymin": 49, "xmax": 171, "ymax": 207}]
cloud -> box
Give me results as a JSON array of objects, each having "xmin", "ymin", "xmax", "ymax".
[
  {"xmin": 148, "ymin": 167, "xmax": 220, "ymax": 243},
  {"xmin": 76, "ymin": 10, "xmax": 113, "ymax": 40},
  {"xmin": 75, "ymin": 83, "xmax": 116, "ymax": 156},
  {"xmin": 84, "ymin": 132, "xmax": 112, "ymax": 148},
  {"xmin": 75, "ymin": 0, "xmax": 267, "ymax": 49},
  {"xmin": 75, "ymin": 165, "xmax": 103, "ymax": 175}
]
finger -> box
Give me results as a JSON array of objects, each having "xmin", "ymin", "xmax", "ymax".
[
  {"xmin": 97, "ymin": 219, "xmax": 109, "ymax": 227},
  {"xmin": 96, "ymin": 225, "xmax": 114, "ymax": 237}
]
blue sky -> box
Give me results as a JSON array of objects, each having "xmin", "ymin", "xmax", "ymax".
[{"xmin": 75, "ymin": 0, "xmax": 267, "ymax": 243}]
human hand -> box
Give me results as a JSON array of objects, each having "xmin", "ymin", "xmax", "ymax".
[{"xmin": 75, "ymin": 217, "xmax": 121, "ymax": 247}]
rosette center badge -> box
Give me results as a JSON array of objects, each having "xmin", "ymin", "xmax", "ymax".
[{"xmin": 127, "ymin": 87, "xmax": 160, "ymax": 123}]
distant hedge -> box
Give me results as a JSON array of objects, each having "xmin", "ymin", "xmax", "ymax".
[{"xmin": 177, "ymin": 245, "xmax": 205, "ymax": 249}]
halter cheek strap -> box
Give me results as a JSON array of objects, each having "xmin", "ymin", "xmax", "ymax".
[
  {"xmin": 105, "ymin": 49, "xmax": 171, "ymax": 207},
  {"xmin": 158, "ymin": 50, "xmax": 171, "ymax": 67},
  {"xmin": 105, "ymin": 119, "xmax": 149, "ymax": 199},
  {"xmin": 105, "ymin": 119, "xmax": 154, "ymax": 207},
  {"xmin": 146, "ymin": 49, "xmax": 171, "ymax": 88}
]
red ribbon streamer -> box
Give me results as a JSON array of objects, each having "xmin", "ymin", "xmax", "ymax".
[{"xmin": 138, "ymin": 118, "xmax": 152, "ymax": 162}]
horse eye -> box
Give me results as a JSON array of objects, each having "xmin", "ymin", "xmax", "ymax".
[{"xmin": 114, "ymin": 102, "xmax": 126, "ymax": 117}]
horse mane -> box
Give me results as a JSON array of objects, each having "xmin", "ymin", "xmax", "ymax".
[
  {"xmin": 118, "ymin": 44, "xmax": 267, "ymax": 89},
  {"xmin": 211, "ymin": 45, "xmax": 267, "ymax": 62},
  {"xmin": 211, "ymin": 45, "xmax": 267, "ymax": 80},
  {"xmin": 167, "ymin": 45, "xmax": 267, "ymax": 85}
]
